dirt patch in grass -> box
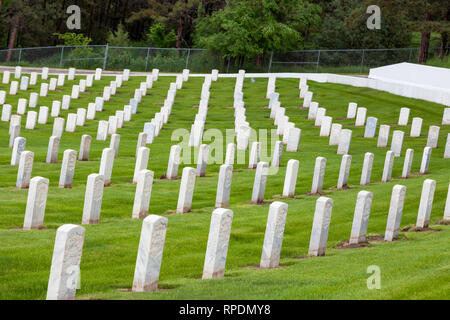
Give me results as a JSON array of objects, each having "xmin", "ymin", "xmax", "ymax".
[
  {"xmin": 159, "ymin": 174, "xmax": 180, "ymax": 180},
  {"xmin": 245, "ymin": 264, "xmax": 288, "ymax": 270},
  {"xmin": 435, "ymin": 219, "xmax": 450, "ymax": 226},
  {"xmin": 192, "ymin": 105, "xmax": 199, "ymax": 108},
  {"xmin": 366, "ymin": 235, "xmax": 386, "ymax": 242},
  {"xmin": 271, "ymin": 194, "xmax": 293, "ymax": 200},
  {"xmin": 329, "ymin": 186, "xmax": 352, "ymax": 191},
  {"xmin": 10, "ymin": 226, "xmax": 49, "ymax": 230},
  {"xmin": 299, "ymin": 106, "xmax": 308, "ymax": 110},
  {"xmin": 411, "ymin": 172, "xmax": 430, "ymax": 175},
  {"xmin": 225, "ymin": 106, "xmax": 234, "ymax": 109},
  {"xmin": 333, "ymin": 240, "xmax": 371, "ymax": 250},
  {"xmin": 244, "ymin": 201, "xmax": 270, "ymax": 206},
  {"xmin": 305, "ymin": 192, "xmax": 328, "ymax": 196},
  {"xmin": 164, "ymin": 210, "xmax": 183, "ymax": 215},
  {"xmin": 118, "ymin": 286, "xmax": 174, "ymax": 292},
  {"xmin": 402, "ymin": 225, "xmax": 440, "ymax": 232}
]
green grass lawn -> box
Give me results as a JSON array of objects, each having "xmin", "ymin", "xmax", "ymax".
[{"xmin": 0, "ymin": 72, "xmax": 449, "ymax": 300}]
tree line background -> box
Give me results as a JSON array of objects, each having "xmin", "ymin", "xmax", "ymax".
[{"xmin": 0, "ymin": 0, "xmax": 449, "ymax": 64}]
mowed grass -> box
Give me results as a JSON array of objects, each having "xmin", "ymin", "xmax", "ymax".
[{"xmin": 0, "ymin": 72, "xmax": 449, "ymax": 300}]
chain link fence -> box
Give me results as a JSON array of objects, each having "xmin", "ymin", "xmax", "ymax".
[{"xmin": 0, "ymin": 45, "xmax": 448, "ymax": 74}]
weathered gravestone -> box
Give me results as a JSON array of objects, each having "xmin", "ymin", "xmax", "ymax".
[
  {"xmin": 410, "ymin": 117, "xmax": 423, "ymax": 137},
  {"xmin": 311, "ymin": 157, "xmax": 326, "ymax": 194},
  {"xmin": 308, "ymin": 197, "xmax": 333, "ymax": 256},
  {"xmin": 426, "ymin": 126, "xmax": 440, "ymax": 148},
  {"xmin": 166, "ymin": 145, "xmax": 181, "ymax": 180},
  {"xmin": 282, "ymin": 159, "xmax": 299, "ymax": 197},
  {"xmin": 381, "ymin": 151, "xmax": 395, "ymax": 182},
  {"xmin": 78, "ymin": 135, "xmax": 91, "ymax": 161},
  {"xmin": 46, "ymin": 136, "xmax": 60, "ymax": 163},
  {"xmin": 82, "ymin": 174, "xmax": 104, "ymax": 224},
  {"xmin": 337, "ymin": 155, "xmax": 352, "ymax": 189},
  {"xmin": 251, "ymin": 162, "xmax": 268, "ymax": 204},
  {"xmin": 176, "ymin": 167, "xmax": 197, "ymax": 213},
  {"xmin": 23, "ymin": 176, "xmax": 49, "ymax": 230},
  {"xmin": 360, "ymin": 152, "xmax": 374, "ymax": 185},
  {"xmin": 260, "ymin": 201, "xmax": 288, "ymax": 268},
  {"xmin": 132, "ymin": 170, "xmax": 154, "ymax": 219},
  {"xmin": 349, "ymin": 191, "xmax": 373, "ymax": 244},
  {"xmin": 398, "ymin": 107, "xmax": 410, "ymax": 126},
  {"xmin": 99, "ymin": 148, "xmax": 115, "ymax": 186},
  {"xmin": 133, "ymin": 147, "xmax": 149, "ymax": 184},
  {"xmin": 11, "ymin": 137, "xmax": 26, "ymax": 165},
  {"xmin": 132, "ymin": 215, "xmax": 168, "ymax": 291},
  {"xmin": 416, "ymin": 179, "xmax": 436, "ymax": 228},
  {"xmin": 420, "ymin": 147, "xmax": 432, "ymax": 174},
  {"xmin": 402, "ymin": 149, "xmax": 414, "ymax": 178},
  {"xmin": 377, "ymin": 125, "xmax": 390, "ymax": 147},
  {"xmin": 215, "ymin": 164, "xmax": 233, "ymax": 208},
  {"xmin": 59, "ymin": 149, "xmax": 77, "ymax": 188},
  {"xmin": 46, "ymin": 224, "xmax": 85, "ymax": 300},
  {"xmin": 202, "ymin": 208, "xmax": 233, "ymax": 279},
  {"xmin": 364, "ymin": 117, "xmax": 378, "ymax": 138},
  {"xmin": 16, "ymin": 151, "xmax": 34, "ymax": 189},
  {"xmin": 337, "ymin": 129, "xmax": 352, "ymax": 155},
  {"xmin": 390, "ymin": 130, "xmax": 404, "ymax": 157},
  {"xmin": 384, "ymin": 185, "xmax": 406, "ymax": 241}
]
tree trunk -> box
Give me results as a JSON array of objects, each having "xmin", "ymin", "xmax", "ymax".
[
  {"xmin": 6, "ymin": 13, "xmax": 20, "ymax": 62},
  {"xmin": 88, "ymin": 5, "xmax": 95, "ymax": 39},
  {"xmin": 0, "ymin": 0, "xmax": 3, "ymax": 10},
  {"xmin": 440, "ymin": 33, "xmax": 448, "ymax": 60},
  {"xmin": 176, "ymin": 15, "xmax": 184, "ymax": 48},
  {"xmin": 122, "ymin": 0, "xmax": 129, "ymax": 25},
  {"xmin": 256, "ymin": 53, "xmax": 264, "ymax": 66},
  {"xmin": 418, "ymin": 31, "xmax": 430, "ymax": 63},
  {"xmin": 417, "ymin": 13, "xmax": 431, "ymax": 64}
]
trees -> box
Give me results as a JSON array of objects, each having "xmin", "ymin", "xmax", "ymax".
[
  {"xmin": 146, "ymin": 23, "xmax": 177, "ymax": 47},
  {"xmin": 107, "ymin": 24, "xmax": 130, "ymax": 47},
  {"xmin": 194, "ymin": 0, "xmax": 321, "ymax": 64},
  {"xmin": 406, "ymin": 0, "xmax": 450, "ymax": 63}
]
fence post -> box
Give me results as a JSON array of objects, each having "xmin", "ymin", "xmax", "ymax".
[
  {"xmin": 316, "ymin": 50, "xmax": 321, "ymax": 72},
  {"xmin": 360, "ymin": 49, "xmax": 365, "ymax": 73},
  {"xmin": 185, "ymin": 49, "xmax": 191, "ymax": 69},
  {"xmin": 226, "ymin": 56, "xmax": 231, "ymax": 73},
  {"xmin": 59, "ymin": 46, "xmax": 65, "ymax": 67},
  {"xmin": 18, "ymin": 48, "xmax": 22, "ymax": 65},
  {"xmin": 408, "ymin": 48, "xmax": 413, "ymax": 62},
  {"xmin": 267, "ymin": 51, "xmax": 274, "ymax": 73},
  {"xmin": 144, "ymin": 47, "xmax": 150, "ymax": 72},
  {"xmin": 103, "ymin": 44, "xmax": 109, "ymax": 70}
]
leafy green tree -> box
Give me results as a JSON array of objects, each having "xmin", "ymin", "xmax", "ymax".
[
  {"xmin": 54, "ymin": 33, "xmax": 92, "ymax": 46},
  {"xmin": 405, "ymin": 0, "xmax": 450, "ymax": 62},
  {"xmin": 194, "ymin": 0, "xmax": 321, "ymax": 63},
  {"xmin": 344, "ymin": 0, "xmax": 412, "ymax": 49},
  {"xmin": 146, "ymin": 23, "xmax": 177, "ymax": 47},
  {"xmin": 107, "ymin": 24, "xmax": 130, "ymax": 47}
]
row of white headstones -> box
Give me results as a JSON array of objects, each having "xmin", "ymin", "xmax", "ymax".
[
  {"xmin": 11, "ymin": 69, "xmax": 443, "ymax": 227},
  {"xmin": 46, "ymin": 178, "xmax": 450, "ymax": 300},
  {"xmin": 269, "ymin": 76, "xmax": 450, "ymax": 158},
  {"xmin": 2, "ymin": 66, "xmax": 450, "ymax": 299}
]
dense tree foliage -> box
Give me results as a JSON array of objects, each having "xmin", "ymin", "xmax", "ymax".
[{"xmin": 0, "ymin": 0, "xmax": 448, "ymax": 63}]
